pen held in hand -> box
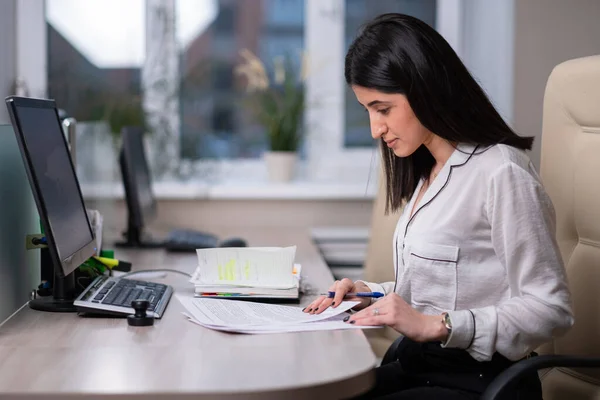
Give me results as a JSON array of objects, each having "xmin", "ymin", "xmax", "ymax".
[{"xmin": 325, "ymin": 291, "xmax": 385, "ymax": 299}]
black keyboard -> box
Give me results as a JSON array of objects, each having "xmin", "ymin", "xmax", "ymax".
[
  {"xmin": 163, "ymin": 229, "xmax": 220, "ymax": 252},
  {"xmin": 74, "ymin": 276, "xmax": 173, "ymax": 318}
]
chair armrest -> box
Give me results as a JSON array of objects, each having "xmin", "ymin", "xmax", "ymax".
[
  {"xmin": 382, "ymin": 335, "xmax": 404, "ymax": 365},
  {"xmin": 481, "ymin": 355, "xmax": 600, "ymax": 400}
]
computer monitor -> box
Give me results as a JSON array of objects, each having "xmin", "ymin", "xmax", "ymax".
[
  {"xmin": 5, "ymin": 96, "xmax": 97, "ymax": 312},
  {"xmin": 116, "ymin": 126, "xmax": 242, "ymax": 251},
  {"xmin": 116, "ymin": 126, "xmax": 162, "ymax": 247}
]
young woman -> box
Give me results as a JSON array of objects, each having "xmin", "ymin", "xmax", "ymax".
[{"xmin": 303, "ymin": 13, "xmax": 574, "ymax": 399}]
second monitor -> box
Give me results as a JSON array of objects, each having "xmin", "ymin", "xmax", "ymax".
[{"xmin": 116, "ymin": 126, "xmax": 247, "ymax": 251}]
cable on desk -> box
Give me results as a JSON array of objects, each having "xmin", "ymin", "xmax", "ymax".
[
  {"xmin": 119, "ymin": 269, "xmax": 192, "ymax": 279},
  {"xmin": 77, "ymin": 277, "xmax": 90, "ymax": 290}
]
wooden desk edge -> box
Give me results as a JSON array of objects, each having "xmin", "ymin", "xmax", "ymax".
[{"xmin": 0, "ymin": 367, "xmax": 375, "ymax": 400}]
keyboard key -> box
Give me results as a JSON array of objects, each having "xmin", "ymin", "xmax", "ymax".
[
  {"xmin": 114, "ymin": 288, "xmax": 132, "ymax": 305},
  {"xmin": 140, "ymin": 290, "xmax": 153, "ymax": 301},
  {"xmin": 102, "ymin": 291, "xmax": 119, "ymax": 305},
  {"xmin": 125, "ymin": 289, "xmax": 143, "ymax": 307}
]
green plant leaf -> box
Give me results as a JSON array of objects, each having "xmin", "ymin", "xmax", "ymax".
[{"xmin": 241, "ymin": 52, "xmax": 305, "ymax": 152}]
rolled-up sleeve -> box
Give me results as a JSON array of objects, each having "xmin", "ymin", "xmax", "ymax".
[{"xmin": 443, "ymin": 162, "xmax": 574, "ymax": 361}]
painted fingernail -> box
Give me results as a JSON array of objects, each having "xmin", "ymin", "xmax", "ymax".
[
  {"xmin": 343, "ymin": 316, "xmax": 349, "ymax": 322},
  {"xmin": 315, "ymin": 307, "xmax": 319, "ymax": 311},
  {"xmin": 350, "ymin": 320, "xmax": 356, "ymax": 324},
  {"xmin": 302, "ymin": 308, "xmax": 306, "ymax": 312},
  {"xmin": 332, "ymin": 302, "xmax": 336, "ymax": 306},
  {"xmin": 308, "ymin": 308, "xmax": 312, "ymax": 312}
]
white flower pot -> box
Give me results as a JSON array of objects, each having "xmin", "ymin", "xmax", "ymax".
[{"xmin": 264, "ymin": 151, "xmax": 297, "ymax": 182}]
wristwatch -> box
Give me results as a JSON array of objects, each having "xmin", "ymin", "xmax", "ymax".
[{"xmin": 442, "ymin": 312, "xmax": 452, "ymax": 343}]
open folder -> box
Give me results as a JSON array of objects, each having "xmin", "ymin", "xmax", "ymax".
[{"xmin": 190, "ymin": 246, "xmax": 301, "ymax": 301}]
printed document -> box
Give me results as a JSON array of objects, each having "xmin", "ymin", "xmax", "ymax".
[
  {"xmin": 176, "ymin": 295, "xmax": 382, "ymax": 334},
  {"xmin": 193, "ymin": 246, "xmax": 297, "ymax": 288}
]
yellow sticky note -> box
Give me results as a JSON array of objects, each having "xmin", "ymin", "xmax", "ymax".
[
  {"xmin": 244, "ymin": 261, "xmax": 250, "ymax": 279},
  {"xmin": 224, "ymin": 259, "xmax": 236, "ymax": 281}
]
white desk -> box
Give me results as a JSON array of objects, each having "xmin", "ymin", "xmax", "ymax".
[{"xmin": 0, "ymin": 228, "xmax": 376, "ymax": 399}]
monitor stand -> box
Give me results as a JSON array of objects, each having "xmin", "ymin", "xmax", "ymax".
[
  {"xmin": 114, "ymin": 224, "xmax": 164, "ymax": 248},
  {"xmin": 29, "ymin": 248, "xmax": 78, "ymax": 312}
]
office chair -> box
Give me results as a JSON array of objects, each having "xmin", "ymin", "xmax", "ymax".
[{"xmin": 381, "ymin": 55, "xmax": 600, "ymax": 399}]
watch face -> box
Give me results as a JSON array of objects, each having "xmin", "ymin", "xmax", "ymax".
[{"xmin": 444, "ymin": 313, "xmax": 452, "ymax": 329}]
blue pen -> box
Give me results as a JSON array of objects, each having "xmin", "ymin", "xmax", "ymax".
[{"xmin": 326, "ymin": 291, "xmax": 385, "ymax": 299}]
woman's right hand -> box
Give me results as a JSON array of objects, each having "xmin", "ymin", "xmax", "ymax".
[{"xmin": 302, "ymin": 278, "xmax": 372, "ymax": 314}]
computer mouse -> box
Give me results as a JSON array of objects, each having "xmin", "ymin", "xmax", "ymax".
[{"xmin": 219, "ymin": 237, "xmax": 248, "ymax": 248}]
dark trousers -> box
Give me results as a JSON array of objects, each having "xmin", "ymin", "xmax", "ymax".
[{"xmin": 353, "ymin": 338, "xmax": 543, "ymax": 400}]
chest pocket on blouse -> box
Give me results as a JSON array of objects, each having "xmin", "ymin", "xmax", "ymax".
[{"xmin": 408, "ymin": 242, "xmax": 459, "ymax": 314}]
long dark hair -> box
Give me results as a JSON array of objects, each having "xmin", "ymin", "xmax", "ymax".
[{"xmin": 345, "ymin": 13, "xmax": 533, "ymax": 213}]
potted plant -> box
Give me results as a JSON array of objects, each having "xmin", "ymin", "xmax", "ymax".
[
  {"xmin": 97, "ymin": 94, "xmax": 149, "ymax": 181},
  {"xmin": 104, "ymin": 94, "xmax": 148, "ymax": 149},
  {"xmin": 235, "ymin": 49, "xmax": 305, "ymax": 182}
]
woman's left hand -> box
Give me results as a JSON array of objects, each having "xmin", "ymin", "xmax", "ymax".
[{"xmin": 347, "ymin": 293, "xmax": 448, "ymax": 343}]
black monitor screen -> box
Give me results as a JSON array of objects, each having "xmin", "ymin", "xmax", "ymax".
[
  {"xmin": 129, "ymin": 131, "xmax": 154, "ymax": 215},
  {"xmin": 122, "ymin": 127, "xmax": 156, "ymax": 227},
  {"xmin": 11, "ymin": 101, "xmax": 93, "ymax": 263}
]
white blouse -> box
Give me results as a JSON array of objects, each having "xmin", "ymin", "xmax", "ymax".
[{"xmin": 361, "ymin": 143, "xmax": 574, "ymax": 362}]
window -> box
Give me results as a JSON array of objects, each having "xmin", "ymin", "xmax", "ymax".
[
  {"xmin": 344, "ymin": 0, "xmax": 436, "ymax": 148},
  {"xmin": 46, "ymin": 0, "xmax": 305, "ymax": 183},
  {"xmin": 180, "ymin": 0, "xmax": 305, "ymax": 161},
  {"xmin": 43, "ymin": 0, "xmax": 457, "ymax": 188},
  {"xmin": 46, "ymin": 0, "xmax": 146, "ymax": 184},
  {"xmin": 304, "ymin": 0, "xmax": 437, "ymax": 183},
  {"xmin": 213, "ymin": 3, "xmax": 235, "ymax": 34}
]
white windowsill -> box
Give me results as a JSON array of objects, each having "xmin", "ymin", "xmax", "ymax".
[
  {"xmin": 79, "ymin": 144, "xmax": 380, "ymax": 201},
  {"xmin": 81, "ymin": 180, "xmax": 377, "ymax": 201}
]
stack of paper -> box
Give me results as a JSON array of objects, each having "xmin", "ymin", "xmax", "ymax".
[
  {"xmin": 190, "ymin": 246, "xmax": 301, "ymax": 300},
  {"xmin": 177, "ymin": 295, "xmax": 382, "ymax": 334}
]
